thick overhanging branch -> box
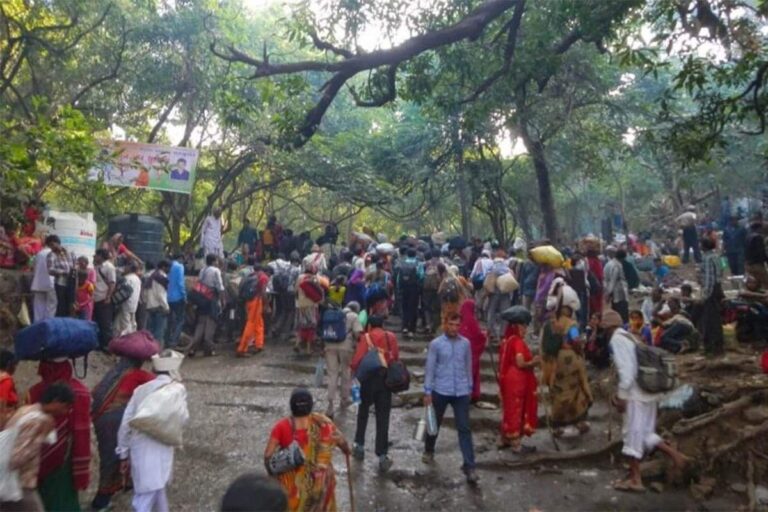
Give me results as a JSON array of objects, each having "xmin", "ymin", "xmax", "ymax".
[
  {"xmin": 212, "ymin": 0, "xmax": 520, "ymax": 145},
  {"xmin": 348, "ymin": 65, "xmax": 397, "ymax": 107}
]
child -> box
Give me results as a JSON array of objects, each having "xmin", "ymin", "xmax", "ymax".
[
  {"xmin": 628, "ymin": 309, "xmax": 653, "ymax": 345},
  {"xmin": 328, "ymin": 275, "xmax": 346, "ymax": 307},
  {"xmin": 653, "ymin": 257, "xmax": 670, "ymax": 285},
  {"xmin": 74, "ymin": 255, "xmax": 96, "ymax": 320}
]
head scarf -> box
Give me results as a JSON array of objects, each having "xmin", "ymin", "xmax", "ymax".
[
  {"xmin": 459, "ymin": 300, "xmax": 486, "ymax": 352},
  {"xmin": 600, "ymin": 309, "xmax": 623, "ymax": 330}
]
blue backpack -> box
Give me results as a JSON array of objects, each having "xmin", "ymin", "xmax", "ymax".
[
  {"xmin": 15, "ymin": 318, "xmax": 99, "ymax": 360},
  {"xmin": 321, "ymin": 309, "xmax": 347, "ymax": 342}
]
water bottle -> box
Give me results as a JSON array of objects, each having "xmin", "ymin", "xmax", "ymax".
[
  {"xmin": 313, "ymin": 358, "xmax": 325, "ymax": 388},
  {"xmin": 350, "ymin": 379, "xmax": 361, "ymax": 404},
  {"xmin": 425, "ymin": 404, "xmax": 439, "ymax": 436},
  {"xmin": 414, "ymin": 419, "xmax": 426, "ymax": 441}
]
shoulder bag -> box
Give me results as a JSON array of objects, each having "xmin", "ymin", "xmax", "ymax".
[{"xmin": 383, "ymin": 333, "xmax": 410, "ymax": 393}]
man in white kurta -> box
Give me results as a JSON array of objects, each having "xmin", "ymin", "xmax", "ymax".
[
  {"xmin": 30, "ymin": 236, "xmax": 58, "ymax": 323},
  {"xmin": 201, "ymin": 208, "xmax": 224, "ymax": 259},
  {"xmin": 602, "ymin": 310, "xmax": 687, "ymax": 492},
  {"xmin": 116, "ymin": 352, "xmax": 188, "ymax": 512}
]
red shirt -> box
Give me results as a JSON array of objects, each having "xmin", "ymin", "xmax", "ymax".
[
  {"xmin": 270, "ymin": 418, "xmax": 309, "ymax": 449},
  {"xmin": 350, "ymin": 328, "xmax": 400, "ymax": 372},
  {"xmin": 0, "ymin": 372, "xmax": 18, "ymax": 408}
]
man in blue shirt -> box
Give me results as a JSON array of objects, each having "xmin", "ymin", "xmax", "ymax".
[
  {"xmin": 165, "ymin": 254, "xmax": 187, "ymax": 348},
  {"xmin": 423, "ymin": 312, "xmax": 478, "ymax": 484}
]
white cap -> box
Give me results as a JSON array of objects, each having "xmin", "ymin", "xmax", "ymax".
[{"xmin": 151, "ymin": 350, "xmax": 184, "ymax": 380}]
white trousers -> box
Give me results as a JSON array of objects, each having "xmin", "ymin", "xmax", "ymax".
[
  {"xmin": 32, "ymin": 291, "xmax": 57, "ymax": 323},
  {"xmin": 622, "ymin": 399, "xmax": 663, "ymax": 460},
  {"xmin": 132, "ymin": 489, "xmax": 168, "ymax": 512},
  {"xmin": 115, "ymin": 307, "xmax": 137, "ymax": 336}
]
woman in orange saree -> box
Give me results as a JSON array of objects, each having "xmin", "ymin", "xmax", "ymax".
[
  {"xmin": 498, "ymin": 306, "xmax": 540, "ymax": 453},
  {"xmin": 264, "ymin": 388, "xmax": 350, "ymax": 512}
]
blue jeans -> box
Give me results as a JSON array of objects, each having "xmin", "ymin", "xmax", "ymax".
[
  {"xmin": 424, "ymin": 392, "xmax": 475, "ymax": 470},
  {"xmin": 166, "ymin": 300, "xmax": 186, "ymax": 348},
  {"xmin": 147, "ymin": 309, "xmax": 168, "ymax": 347}
]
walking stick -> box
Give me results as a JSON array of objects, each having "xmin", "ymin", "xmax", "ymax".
[
  {"xmin": 543, "ymin": 385, "xmax": 561, "ymax": 452},
  {"xmin": 345, "ymin": 452, "xmax": 355, "ymax": 512}
]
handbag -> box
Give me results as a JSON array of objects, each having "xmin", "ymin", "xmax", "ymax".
[
  {"xmin": 189, "ymin": 269, "xmax": 216, "ymax": 307},
  {"xmin": 268, "ymin": 418, "xmax": 306, "ymax": 475},
  {"xmin": 383, "ymin": 333, "xmax": 410, "ymax": 393},
  {"xmin": 354, "ymin": 333, "xmax": 387, "ymax": 382}
]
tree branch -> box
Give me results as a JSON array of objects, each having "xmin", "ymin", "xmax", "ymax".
[{"xmin": 308, "ymin": 30, "xmax": 354, "ymax": 59}]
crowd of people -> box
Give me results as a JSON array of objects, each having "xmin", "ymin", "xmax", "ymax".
[{"xmin": 2, "ymin": 203, "xmax": 768, "ymax": 511}]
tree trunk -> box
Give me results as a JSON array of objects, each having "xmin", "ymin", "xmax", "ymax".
[
  {"xmin": 450, "ymin": 116, "xmax": 471, "ymax": 239},
  {"xmin": 518, "ymin": 121, "xmax": 559, "ymax": 243}
]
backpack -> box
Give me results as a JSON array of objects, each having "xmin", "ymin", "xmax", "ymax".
[
  {"xmin": 383, "ymin": 333, "xmax": 410, "ymax": 393},
  {"xmin": 629, "ymin": 333, "xmax": 678, "ymax": 393},
  {"xmin": 299, "ymin": 277, "xmax": 324, "ymax": 303},
  {"xmin": 272, "ymin": 272, "xmax": 290, "ymax": 294},
  {"xmin": 239, "ymin": 272, "xmax": 265, "ymax": 301},
  {"xmin": 321, "ymin": 308, "xmax": 347, "ymax": 342},
  {"xmin": 365, "ymin": 281, "xmax": 388, "ymax": 304},
  {"xmin": 423, "ymin": 269, "xmax": 441, "ymax": 291},
  {"xmin": 399, "ymin": 260, "xmax": 419, "ymax": 287},
  {"xmin": 105, "ymin": 272, "xmax": 133, "ymax": 307},
  {"xmin": 439, "ymin": 278, "xmax": 460, "ymax": 303}
]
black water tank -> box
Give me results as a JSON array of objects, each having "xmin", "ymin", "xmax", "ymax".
[{"xmin": 108, "ymin": 214, "xmax": 165, "ymax": 265}]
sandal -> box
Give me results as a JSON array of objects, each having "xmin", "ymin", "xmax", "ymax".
[{"xmin": 612, "ymin": 479, "xmax": 646, "ymax": 493}]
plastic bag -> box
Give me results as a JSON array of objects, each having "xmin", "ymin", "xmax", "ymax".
[
  {"xmin": 0, "ymin": 428, "xmax": 22, "ymax": 502},
  {"xmin": 130, "ymin": 382, "xmax": 189, "ymax": 446},
  {"xmin": 16, "ymin": 302, "xmax": 30, "ymax": 327},
  {"xmin": 425, "ymin": 404, "xmax": 439, "ymax": 436}
]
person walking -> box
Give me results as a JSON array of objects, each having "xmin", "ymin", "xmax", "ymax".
[
  {"xmin": 237, "ymin": 218, "xmax": 259, "ymax": 262},
  {"xmin": 678, "ymin": 205, "xmax": 701, "ymax": 264},
  {"xmin": 497, "ymin": 306, "xmax": 539, "ymax": 453},
  {"xmin": 723, "ymin": 215, "xmax": 747, "ymax": 276},
  {"xmin": 188, "ymin": 254, "xmax": 225, "ymax": 357},
  {"xmin": 601, "ymin": 310, "xmax": 688, "ymax": 492},
  {"xmin": 145, "ymin": 260, "xmax": 171, "ymax": 344},
  {"xmin": 166, "ymin": 254, "xmax": 187, "ymax": 349},
  {"xmin": 30, "ymin": 235, "xmax": 61, "ymax": 323},
  {"xmin": 117, "ymin": 351, "xmax": 189, "ymax": 512},
  {"xmin": 745, "ymin": 217, "xmax": 768, "ymax": 290},
  {"xmin": 2, "ymin": 383, "xmax": 71, "ymax": 512},
  {"xmin": 398, "ymin": 248, "xmax": 423, "ymax": 338},
  {"xmin": 26, "ymin": 360, "xmax": 91, "ymax": 511},
  {"xmin": 90, "ymin": 357, "xmax": 155, "ymax": 511},
  {"xmin": 459, "ymin": 299, "xmax": 486, "ymax": 403},
  {"xmin": 115, "ymin": 261, "xmax": 142, "ymax": 336},
  {"xmin": 202, "ymin": 208, "xmax": 225, "ymax": 260},
  {"xmin": 698, "ymin": 238, "xmax": 724, "ymax": 355},
  {"xmin": 93, "ymin": 249, "xmax": 117, "ymax": 350},
  {"xmin": 422, "ymin": 312, "xmax": 478, "ymax": 484},
  {"xmin": 603, "ymin": 248, "xmax": 630, "ymax": 323},
  {"xmin": 350, "ymin": 315, "xmax": 400, "ymax": 472},
  {"xmin": 237, "ymin": 264, "xmax": 269, "ymax": 357},
  {"xmin": 263, "ymin": 388, "xmax": 350, "ymax": 512},
  {"xmin": 324, "ymin": 301, "xmax": 362, "ymax": 418},
  {"xmin": 485, "ymin": 253, "xmax": 512, "ymax": 343}
]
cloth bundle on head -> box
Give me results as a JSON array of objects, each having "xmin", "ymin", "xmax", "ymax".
[
  {"xmin": 600, "ymin": 310, "xmax": 623, "ymax": 330},
  {"xmin": 152, "ymin": 349, "xmax": 184, "ymax": 380},
  {"xmin": 501, "ymin": 306, "xmax": 532, "ymax": 325},
  {"xmin": 345, "ymin": 301, "xmax": 360, "ymax": 313},
  {"xmin": 512, "ymin": 237, "xmax": 526, "ymax": 253}
]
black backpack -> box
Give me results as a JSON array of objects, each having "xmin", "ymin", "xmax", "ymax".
[
  {"xmin": 111, "ymin": 275, "xmax": 133, "ymax": 306},
  {"xmin": 239, "ymin": 273, "xmax": 264, "ymax": 301},
  {"xmin": 399, "ymin": 260, "xmax": 419, "ymax": 287},
  {"xmin": 272, "ymin": 272, "xmax": 290, "ymax": 294}
]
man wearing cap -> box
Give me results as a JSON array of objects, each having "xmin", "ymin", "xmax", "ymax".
[
  {"xmin": 602, "ymin": 310, "xmax": 687, "ymax": 492},
  {"xmin": 117, "ymin": 350, "xmax": 189, "ymax": 512}
]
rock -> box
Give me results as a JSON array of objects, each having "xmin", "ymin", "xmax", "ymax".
[
  {"xmin": 578, "ymin": 470, "xmax": 598, "ymax": 478},
  {"xmin": 690, "ymin": 477, "xmax": 717, "ymax": 501},
  {"xmin": 475, "ymin": 401, "xmax": 498, "ymax": 410},
  {"xmin": 742, "ymin": 406, "xmax": 768, "ymax": 424},
  {"xmin": 756, "ymin": 485, "xmax": 768, "ymax": 505},
  {"xmin": 649, "ymin": 482, "xmax": 664, "ymax": 493},
  {"xmin": 729, "ymin": 483, "xmax": 747, "ymax": 494}
]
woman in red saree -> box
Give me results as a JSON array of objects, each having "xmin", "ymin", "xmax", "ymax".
[
  {"xmin": 90, "ymin": 357, "xmax": 155, "ymax": 511},
  {"xmin": 498, "ymin": 306, "xmax": 540, "ymax": 453},
  {"xmin": 459, "ymin": 299, "xmax": 487, "ymax": 402}
]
